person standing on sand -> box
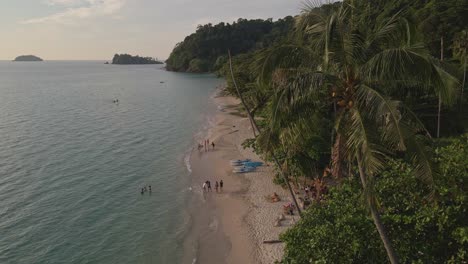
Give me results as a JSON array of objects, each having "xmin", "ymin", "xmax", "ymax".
[
  {"xmin": 211, "ymin": 142, "xmax": 215, "ymax": 150},
  {"xmin": 215, "ymin": 181, "xmax": 219, "ymax": 192},
  {"xmin": 207, "ymin": 181, "xmax": 212, "ymax": 192},
  {"xmin": 202, "ymin": 182, "xmax": 207, "ymax": 192},
  {"xmin": 219, "ymin": 180, "xmax": 223, "ymax": 191}
]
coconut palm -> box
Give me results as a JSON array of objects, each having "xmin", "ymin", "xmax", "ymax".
[
  {"xmin": 258, "ymin": 2, "xmax": 458, "ymax": 263},
  {"xmin": 227, "ymin": 51, "xmax": 304, "ymax": 217}
]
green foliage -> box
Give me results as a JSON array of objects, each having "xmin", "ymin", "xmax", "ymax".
[
  {"xmin": 241, "ymin": 138, "xmax": 261, "ymax": 156},
  {"xmin": 281, "ymin": 135, "xmax": 468, "ymax": 263},
  {"xmin": 281, "ymin": 181, "xmax": 385, "ymax": 264},
  {"xmin": 353, "ymin": 0, "xmax": 468, "ymax": 58},
  {"xmin": 187, "ymin": 58, "xmax": 209, "ymax": 73},
  {"xmin": 112, "ymin": 54, "xmax": 163, "ymax": 65},
  {"xmin": 165, "ymin": 17, "xmax": 294, "ymax": 72}
]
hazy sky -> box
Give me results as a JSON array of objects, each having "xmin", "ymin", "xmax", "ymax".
[{"xmin": 0, "ymin": 0, "xmax": 304, "ymax": 60}]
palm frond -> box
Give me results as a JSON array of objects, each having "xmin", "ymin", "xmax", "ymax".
[
  {"xmin": 403, "ymin": 133, "xmax": 435, "ymax": 197},
  {"xmin": 356, "ymin": 84, "xmax": 406, "ymax": 151},
  {"xmin": 257, "ymin": 44, "xmax": 317, "ymax": 84},
  {"xmin": 361, "ymin": 45, "xmax": 459, "ymax": 106},
  {"xmin": 341, "ymin": 108, "xmax": 388, "ymax": 175}
]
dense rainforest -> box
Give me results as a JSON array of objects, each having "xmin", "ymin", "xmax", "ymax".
[
  {"xmin": 168, "ymin": 0, "xmax": 467, "ymax": 263},
  {"xmin": 165, "ymin": 17, "xmax": 294, "ymax": 72},
  {"xmin": 166, "ymin": 0, "xmax": 467, "ymax": 73}
]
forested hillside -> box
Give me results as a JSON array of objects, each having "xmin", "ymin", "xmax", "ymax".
[
  {"xmin": 165, "ymin": 17, "xmax": 293, "ymax": 72},
  {"xmin": 167, "ymin": 0, "xmax": 467, "ymax": 73},
  {"xmin": 353, "ymin": 0, "xmax": 467, "ymax": 58}
]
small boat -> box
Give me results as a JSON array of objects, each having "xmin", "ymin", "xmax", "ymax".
[
  {"xmin": 243, "ymin": 161, "xmax": 263, "ymax": 167},
  {"xmin": 233, "ymin": 166, "xmax": 256, "ymax": 173},
  {"xmin": 230, "ymin": 159, "xmax": 251, "ymax": 166}
]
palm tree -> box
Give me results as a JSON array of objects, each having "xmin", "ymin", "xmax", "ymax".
[
  {"xmin": 227, "ymin": 50, "xmax": 303, "ymax": 217},
  {"xmin": 258, "ymin": 2, "xmax": 458, "ymax": 263}
]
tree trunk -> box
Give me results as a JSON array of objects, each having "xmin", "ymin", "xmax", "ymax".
[
  {"xmin": 228, "ymin": 50, "xmax": 302, "ymax": 217},
  {"xmin": 271, "ymin": 155, "xmax": 303, "ymax": 217},
  {"xmin": 356, "ymin": 153, "xmax": 399, "ymax": 264},
  {"xmin": 227, "ymin": 50, "xmax": 259, "ymax": 137},
  {"xmin": 437, "ymin": 92, "xmax": 441, "ymax": 138},
  {"xmin": 437, "ymin": 36, "xmax": 444, "ymax": 138},
  {"xmin": 460, "ymin": 58, "xmax": 466, "ymax": 112}
]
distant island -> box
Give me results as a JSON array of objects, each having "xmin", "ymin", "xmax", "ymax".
[
  {"xmin": 112, "ymin": 54, "xmax": 163, "ymax": 65},
  {"xmin": 13, "ymin": 55, "xmax": 43, "ymax": 62}
]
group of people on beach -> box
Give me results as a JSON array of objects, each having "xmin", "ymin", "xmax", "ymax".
[
  {"xmin": 304, "ymin": 178, "xmax": 328, "ymax": 201},
  {"xmin": 140, "ymin": 185, "xmax": 152, "ymax": 194},
  {"xmin": 202, "ymin": 180, "xmax": 223, "ymax": 192},
  {"xmin": 198, "ymin": 139, "xmax": 215, "ymax": 152}
]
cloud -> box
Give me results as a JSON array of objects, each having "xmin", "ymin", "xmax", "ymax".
[
  {"xmin": 22, "ymin": 0, "xmax": 125, "ymax": 24},
  {"xmin": 45, "ymin": 0, "xmax": 82, "ymax": 6}
]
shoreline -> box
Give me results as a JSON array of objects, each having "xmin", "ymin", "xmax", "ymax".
[{"xmin": 183, "ymin": 90, "xmax": 298, "ymax": 263}]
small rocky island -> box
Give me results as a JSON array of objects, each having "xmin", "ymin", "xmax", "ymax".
[
  {"xmin": 112, "ymin": 54, "xmax": 163, "ymax": 65},
  {"xmin": 13, "ymin": 55, "xmax": 43, "ymax": 62}
]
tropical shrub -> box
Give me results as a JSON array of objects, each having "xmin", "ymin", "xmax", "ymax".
[{"xmin": 280, "ymin": 135, "xmax": 468, "ymax": 263}]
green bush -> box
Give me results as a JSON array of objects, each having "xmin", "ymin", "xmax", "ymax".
[
  {"xmin": 280, "ymin": 135, "xmax": 468, "ymax": 263},
  {"xmin": 281, "ymin": 181, "xmax": 385, "ymax": 263}
]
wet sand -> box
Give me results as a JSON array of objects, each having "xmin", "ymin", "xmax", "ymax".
[{"xmin": 184, "ymin": 93, "xmax": 298, "ymax": 264}]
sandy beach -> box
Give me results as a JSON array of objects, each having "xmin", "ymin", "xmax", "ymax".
[{"xmin": 184, "ymin": 91, "xmax": 298, "ymax": 264}]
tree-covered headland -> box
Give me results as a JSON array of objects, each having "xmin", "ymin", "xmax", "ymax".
[
  {"xmin": 168, "ymin": 0, "xmax": 467, "ymax": 263},
  {"xmin": 112, "ymin": 54, "xmax": 163, "ymax": 65},
  {"xmin": 14, "ymin": 55, "xmax": 43, "ymax": 61},
  {"xmin": 165, "ymin": 17, "xmax": 294, "ymax": 72}
]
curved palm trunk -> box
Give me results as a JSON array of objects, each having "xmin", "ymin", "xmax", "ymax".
[
  {"xmin": 437, "ymin": 93, "xmax": 441, "ymax": 138},
  {"xmin": 437, "ymin": 36, "xmax": 444, "ymax": 138},
  {"xmin": 228, "ymin": 50, "xmax": 302, "ymax": 217},
  {"xmin": 460, "ymin": 58, "xmax": 466, "ymax": 111},
  {"xmin": 357, "ymin": 153, "xmax": 399, "ymax": 264}
]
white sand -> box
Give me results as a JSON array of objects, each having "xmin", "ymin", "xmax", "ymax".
[{"xmin": 197, "ymin": 94, "xmax": 298, "ymax": 264}]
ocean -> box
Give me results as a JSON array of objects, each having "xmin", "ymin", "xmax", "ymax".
[{"xmin": 0, "ymin": 61, "xmax": 223, "ymax": 263}]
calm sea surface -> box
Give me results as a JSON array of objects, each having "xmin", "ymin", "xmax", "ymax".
[{"xmin": 0, "ymin": 61, "xmax": 222, "ymax": 263}]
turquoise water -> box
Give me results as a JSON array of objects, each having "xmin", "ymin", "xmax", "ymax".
[{"xmin": 0, "ymin": 61, "xmax": 222, "ymax": 263}]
